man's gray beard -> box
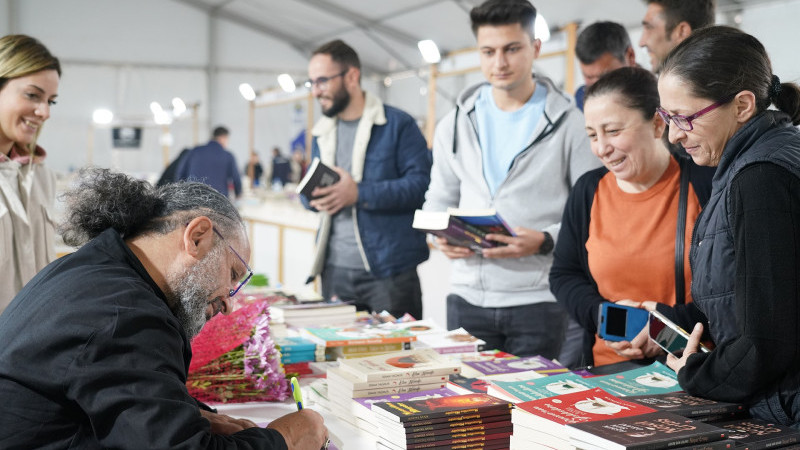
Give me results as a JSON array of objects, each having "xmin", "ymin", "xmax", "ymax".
[{"xmin": 167, "ymin": 245, "xmax": 225, "ymax": 341}]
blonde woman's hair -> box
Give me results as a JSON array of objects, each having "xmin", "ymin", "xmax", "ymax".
[{"xmin": 0, "ymin": 34, "xmax": 61, "ymax": 154}]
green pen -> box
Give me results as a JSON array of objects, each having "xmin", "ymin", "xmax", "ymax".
[{"xmin": 290, "ymin": 376, "xmax": 303, "ymax": 410}]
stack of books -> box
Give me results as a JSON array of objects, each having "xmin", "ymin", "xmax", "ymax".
[
  {"xmin": 326, "ymin": 349, "xmax": 460, "ymax": 400},
  {"xmin": 510, "ymin": 387, "xmax": 729, "ymax": 449},
  {"xmin": 269, "ymin": 301, "xmax": 356, "ymax": 328},
  {"xmin": 274, "ymin": 336, "xmax": 323, "ymax": 364},
  {"xmin": 372, "ymin": 393, "xmax": 513, "ymax": 450},
  {"xmin": 342, "ymin": 387, "xmax": 461, "ymax": 437},
  {"xmin": 302, "ymin": 322, "xmax": 417, "ymax": 360}
]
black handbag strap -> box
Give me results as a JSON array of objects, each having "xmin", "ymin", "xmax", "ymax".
[{"xmin": 674, "ymin": 158, "xmax": 690, "ymax": 305}]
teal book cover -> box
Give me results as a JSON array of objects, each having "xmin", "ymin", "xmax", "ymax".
[{"xmin": 585, "ymin": 361, "xmax": 681, "ymax": 397}]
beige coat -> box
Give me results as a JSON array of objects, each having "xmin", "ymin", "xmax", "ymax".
[{"xmin": 0, "ymin": 155, "xmax": 57, "ymax": 311}]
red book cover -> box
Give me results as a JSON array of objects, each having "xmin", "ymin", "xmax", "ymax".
[{"xmin": 513, "ymin": 387, "xmax": 657, "ymax": 440}]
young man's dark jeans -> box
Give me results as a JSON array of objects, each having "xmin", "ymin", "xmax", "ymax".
[
  {"xmin": 447, "ymin": 294, "xmax": 567, "ymax": 359},
  {"xmin": 321, "ymin": 265, "xmax": 423, "ymax": 319}
]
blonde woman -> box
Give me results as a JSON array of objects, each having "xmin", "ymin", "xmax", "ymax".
[{"xmin": 0, "ymin": 35, "xmax": 61, "ymax": 310}]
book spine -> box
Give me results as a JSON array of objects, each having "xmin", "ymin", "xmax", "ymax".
[
  {"xmin": 431, "ymin": 343, "xmax": 485, "ymax": 355},
  {"xmin": 347, "ymin": 382, "xmax": 449, "ymax": 398},
  {"xmin": 403, "ymin": 426, "xmax": 513, "ymax": 445},
  {"xmin": 404, "ymin": 431, "xmax": 512, "ymax": 449},
  {"xmin": 352, "ymin": 366, "xmax": 460, "ymax": 382},
  {"xmin": 375, "ymin": 403, "xmax": 512, "ymax": 423},
  {"xmin": 403, "ymin": 421, "xmax": 513, "ymax": 442},
  {"xmin": 626, "ymin": 431, "xmax": 728, "ymax": 450},
  {"xmin": 403, "ymin": 413, "xmax": 512, "ymax": 434},
  {"xmin": 328, "ymin": 342, "xmax": 405, "ymax": 355},
  {"xmin": 315, "ymin": 336, "xmax": 417, "ymax": 347},
  {"xmin": 329, "ymin": 373, "xmax": 447, "ymax": 390},
  {"xmin": 396, "ymin": 410, "xmax": 512, "ymax": 428}
]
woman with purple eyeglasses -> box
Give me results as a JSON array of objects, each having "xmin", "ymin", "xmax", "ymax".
[{"xmin": 658, "ymin": 25, "xmax": 800, "ymax": 427}]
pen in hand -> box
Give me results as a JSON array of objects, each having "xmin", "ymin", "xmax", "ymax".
[{"xmin": 290, "ymin": 376, "xmax": 303, "ymax": 410}]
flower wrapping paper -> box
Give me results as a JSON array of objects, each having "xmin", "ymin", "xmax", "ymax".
[{"xmin": 187, "ymin": 300, "xmax": 289, "ymax": 403}]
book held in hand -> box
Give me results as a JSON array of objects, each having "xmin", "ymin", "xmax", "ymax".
[
  {"xmin": 296, "ymin": 157, "xmax": 340, "ymax": 200},
  {"xmin": 412, "ymin": 208, "xmax": 515, "ymax": 254}
]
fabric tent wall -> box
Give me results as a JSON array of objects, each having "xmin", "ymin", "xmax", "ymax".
[{"xmin": 2, "ymin": 0, "xmax": 800, "ymax": 177}]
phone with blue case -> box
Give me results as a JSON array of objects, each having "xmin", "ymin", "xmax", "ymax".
[{"xmin": 598, "ymin": 303, "xmax": 650, "ymax": 342}]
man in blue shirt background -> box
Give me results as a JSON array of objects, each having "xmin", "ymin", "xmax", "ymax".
[{"xmin": 178, "ymin": 126, "xmax": 242, "ymax": 199}]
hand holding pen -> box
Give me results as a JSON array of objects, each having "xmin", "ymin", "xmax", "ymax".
[{"xmin": 286, "ymin": 376, "xmax": 330, "ymax": 449}]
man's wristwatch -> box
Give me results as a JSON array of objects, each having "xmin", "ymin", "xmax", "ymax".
[{"xmin": 538, "ymin": 231, "xmax": 554, "ymax": 255}]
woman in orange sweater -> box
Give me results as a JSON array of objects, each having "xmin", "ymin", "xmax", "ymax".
[{"xmin": 550, "ymin": 67, "xmax": 711, "ymax": 368}]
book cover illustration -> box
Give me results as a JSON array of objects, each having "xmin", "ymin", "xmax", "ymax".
[
  {"xmin": 488, "ymin": 371, "xmax": 594, "ymax": 403},
  {"xmin": 447, "ymin": 374, "xmax": 491, "ymax": 395},
  {"xmin": 512, "ymin": 387, "xmax": 657, "ymax": 441},
  {"xmin": 587, "ymin": 361, "xmax": 682, "ymax": 397},
  {"xmin": 462, "ymin": 354, "xmax": 569, "ymax": 378},
  {"xmin": 303, "ymin": 322, "xmax": 418, "ymax": 347},
  {"xmin": 372, "ymin": 393, "xmax": 512, "ymax": 423},
  {"xmin": 568, "ymin": 410, "xmax": 728, "ymax": 450},
  {"xmin": 626, "ymin": 391, "xmax": 746, "ymax": 419},
  {"xmin": 296, "ymin": 157, "xmax": 340, "ymax": 200},
  {"xmin": 337, "ymin": 348, "xmax": 460, "ymax": 381},
  {"xmin": 713, "ymin": 417, "xmax": 800, "ymax": 450}
]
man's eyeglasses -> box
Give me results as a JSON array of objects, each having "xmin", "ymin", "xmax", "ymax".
[
  {"xmin": 212, "ymin": 227, "xmax": 253, "ymax": 297},
  {"xmin": 656, "ymin": 94, "xmax": 736, "ymax": 132},
  {"xmin": 304, "ymin": 70, "xmax": 347, "ymax": 91}
]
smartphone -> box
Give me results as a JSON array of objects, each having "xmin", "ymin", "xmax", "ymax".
[
  {"xmin": 648, "ymin": 310, "xmax": 710, "ymax": 357},
  {"xmin": 598, "ymin": 303, "xmax": 650, "ymax": 342}
]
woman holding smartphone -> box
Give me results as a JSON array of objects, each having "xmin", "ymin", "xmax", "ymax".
[
  {"xmin": 550, "ymin": 66, "xmax": 712, "ymax": 368},
  {"xmin": 0, "ymin": 35, "xmax": 61, "ymax": 311},
  {"xmin": 658, "ymin": 26, "xmax": 800, "ymax": 426}
]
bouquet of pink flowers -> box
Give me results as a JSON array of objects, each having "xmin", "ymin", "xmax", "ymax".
[{"xmin": 187, "ymin": 300, "xmax": 289, "ymax": 403}]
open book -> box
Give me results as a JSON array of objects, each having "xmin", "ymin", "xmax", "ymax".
[
  {"xmin": 412, "ymin": 208, "xmax": 515, "ymax": 253},
  {"xmin": 295, "ymin": 157, "xmax": 340, "ymax": 200}
]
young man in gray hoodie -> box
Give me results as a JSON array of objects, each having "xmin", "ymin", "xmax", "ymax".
[{"xmin": 422, "ymin": 0, "xmax": 601, "ymax": 359}]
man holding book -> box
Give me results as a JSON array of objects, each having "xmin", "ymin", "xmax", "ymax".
[
  {"xmin": 302, "ymin": 39, "xmax": 431, "ymax": 319},
  {"xmin": 422, "ymin": 0, "xmax": 601, "ymax": 359}
]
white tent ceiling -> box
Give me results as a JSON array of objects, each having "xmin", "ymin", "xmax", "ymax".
[{"xmin": 173, "ymin": 0, "xmax": 770, "ymax": 78}]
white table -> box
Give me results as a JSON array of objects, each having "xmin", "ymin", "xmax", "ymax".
[{"xmin": 214, "ymin": 399, "xmax": 377, "ymax": 449}]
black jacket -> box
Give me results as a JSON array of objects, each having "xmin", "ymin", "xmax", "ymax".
[
  {"xmin": 0, "ymin": 229, "xmax": 287, "ymax": 449},
  {"xmin": 550, "ymin": 155, "xmax": 712, "ymax": 367},
  {"xmin": 679, "ymin": 111, "xmax": 800, "ymax": 424}
]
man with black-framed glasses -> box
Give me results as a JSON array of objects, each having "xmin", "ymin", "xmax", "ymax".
[
  {"xmin": 0, "ymin": 169, "xmax": 329, "ymax": 449},
  {"xmin": 301, "ymin": 39, "xmax": 431, "ymax": 320}
]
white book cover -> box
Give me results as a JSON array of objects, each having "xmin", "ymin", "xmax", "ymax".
[{"xmin": 337, "ymin": 348, "xmax": 461, "ymax": 381}]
